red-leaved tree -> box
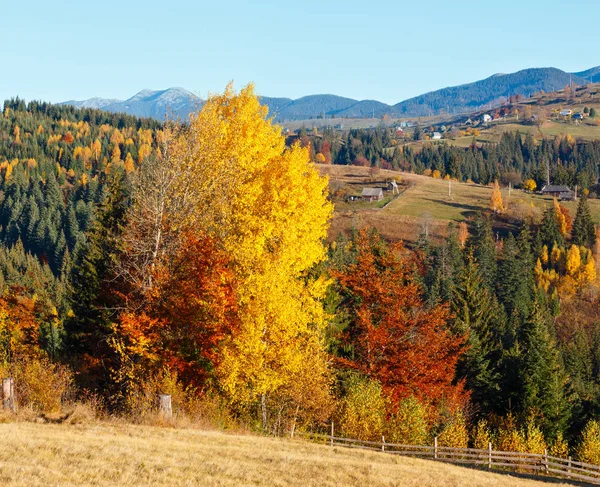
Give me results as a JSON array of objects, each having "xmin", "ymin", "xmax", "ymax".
[{"xmin": 334, "ymin": 230, "xmax": 467, "ymax": 410}]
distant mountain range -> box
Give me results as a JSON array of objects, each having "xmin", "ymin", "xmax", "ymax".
[{"xmin": 61, "ymin": 66, "xmax": 599, "ymax": 121}]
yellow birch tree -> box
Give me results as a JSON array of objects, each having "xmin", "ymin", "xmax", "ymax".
[{"xmin": 168, "ymin": 84, "xmax": 334, "ymax": 429}]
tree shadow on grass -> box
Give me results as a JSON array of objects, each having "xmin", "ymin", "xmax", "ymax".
[
  {"xmin": 435, "ymin": 461, "xmax": 594, "ymax": 487},
  {"xmin": 421, "ymin": 198, "xmax": 482, "ymax": 219}
]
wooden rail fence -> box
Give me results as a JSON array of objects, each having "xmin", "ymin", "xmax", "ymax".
[{"xmin": 296, "ymin": 428, "xmax": 600, "ymax": 485}]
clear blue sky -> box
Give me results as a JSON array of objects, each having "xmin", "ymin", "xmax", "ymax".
[{"xmin": 2, "ymin": 0, "xmax": 598, "ymax": 105}]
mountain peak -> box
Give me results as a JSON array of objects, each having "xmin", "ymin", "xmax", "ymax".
[{"xmin": 60, "ymin": 64, "xmax": 600, "ymax": 121}]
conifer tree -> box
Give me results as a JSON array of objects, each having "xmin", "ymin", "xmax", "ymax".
[
  {"xmin": 452, "ymin": 254, "xmax": 503, "ymax": 416},
  {"xmin": 540, "ymin": 206, "xmax": 565, "ymax": 249},
  {"xmin": 573, "ymin": 196, "xmax": 595, "ymax": 248},
  {"xmin": 466, "ymin": 215, "xmax": 497, "ymax": 291},
  {"xmin": 519, "ymin": 299, "xmax": 571, "ymax": 438}
]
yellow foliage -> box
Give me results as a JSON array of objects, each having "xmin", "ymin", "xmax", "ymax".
[
  {"xmin": 111, "ymin": 144, "xmax": 121, "ymax": 161},
  {"xmin": 124, "ymin": 153, "xmax": 135, "ymax": 173},
  {"xmin": 159, "ymin": 84, "xmax": 333, "ymax": 420},
  {"xmin": 490, "ymin": 180, "xmax": 503, "ymax": 213},
  {"xmin": 472, "ymin": 419, "xmax": 493, "ymax": 450},
  {"xmin": 340, "ymin": 376, "xmax": 385, "ymax": 441},
  {"xmin": 523, "ymin": 420, "xmax": 546, "ymax": 454},
  {"xmin": 550, "ymin": 431, "xmax": 569, "ymax": 458},
  {"xmin": 438, "ymin": 412, "xmax": 468, "ymax": 448},
  {"xmin": 432, "ymin": 170, "xmax": 441, "ymax": 179},
  {"xmin": 551, "ymin": 246, "xmax": 562, "ymax": 268},
  {"xmin": 583, "ymin": 258, "xmax": 597, "ymax": 283},
  {"xmin": 577, "ymin": 420, "xmax": 600, "ymax": 464},
  {"xmin": 386, "ymin": 396, "xmax": 429, "ymax": 445},
  {"xmin": 554, "ymin": 199, "xmax": 568, "ymax": 236},
  {"xmin": 315, "ymin": 153, "xmax": 326, "ymax": 164},
  {"xmin": 497, "ymin": 415, "xmax": 526, "ymax": 452},
  {"xmin": 540, "ymin": 245, "xmax": 549, "ymax": 264},
  {"xmin": 10, "ymin": 357, "xmax": 73, "ymax": 413},
  {"xmin": 91, "ymin": 139, "xmax": 102, "ymax": 160},
  {"xmin": 566, "ymin": 245, "xmax": 581, "ymax": 277},
  {"xmin": 138, "ymin": 143, "xmax": 152, "ymax": 164},
  {"xmin": 523, "ymin": 179, "xmax": 537, "ymax": 191}
]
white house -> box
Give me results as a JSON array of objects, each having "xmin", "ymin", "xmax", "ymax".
[
  {"xmin": 432, "ymin": 132, "xmax": 442, "ymax": 140},
  {"xmin": 559, "ymin": 109, "xmax": 572, "ymax": 117},
  {"xmin": 482, "ymin": 114, "xmax": 492, "ymax": 123}
]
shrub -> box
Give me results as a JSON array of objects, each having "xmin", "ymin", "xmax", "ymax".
[
  {"xmin": 6, "ymin": 357, "xmax": 73, "ymax": 413},
  {"xmin": 523, "ymin": 419, "xmax": 547, "ymax": 454},
  {"xmin": 497, "ymin": 414, "xmax": 526, "ymax": 452},
  {"xmin": 550, "ymin": 431, "xmax": 569, "ymax": 458},
  {"xmin": 438, "ymin": 411, "xmax": 469, "ymax": 448},
  {"xmin": 339, "ymin": 375, "xmax": 385, "ymax": 441},
  {"xmin": 472, "ymin": 419, "xmax": 493, "ymax": 450},
  {"xmin": 577, "ymin": 420, "xmax": 600, "ymax": 464},
  {"xmin": 386, "ymin": 396, "xmax": 429, "ymax": 445},
  {"xmin": 124, "ymin": 367, "xmax": 190, "ymax": 421}
]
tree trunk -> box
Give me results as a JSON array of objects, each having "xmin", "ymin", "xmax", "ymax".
[{"xmin": 261, "ymin": 393, "xmax": 268, "ymax": 432}]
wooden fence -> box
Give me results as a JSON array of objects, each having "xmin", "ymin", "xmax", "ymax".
[{"xmin": 296, "ymin": 429, "xmax": 600, "ymax": 485}]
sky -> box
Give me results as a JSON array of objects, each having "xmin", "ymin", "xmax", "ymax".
[{"xmin": 2, "ymin": 0, "xmax": 599, "ymax": 105}]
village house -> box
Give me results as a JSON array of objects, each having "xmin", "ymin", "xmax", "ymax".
[
  {"xmin": 482, "ymin": 114, "xmax": 492, "ymax": 123},
  {"xmin": 432, "ymin": 132, "xmax": 442, "ymax": 140},
  {"xmin": 540, "ymin": 184, "xmax": 575, "ymax": 200},
  {"xmin": 559, "ymin": 109, "xmax": 572, "ymax": 117},
  {"xmin": 361, "ymin": 187, "xmax": 384, "ymax": 202}
]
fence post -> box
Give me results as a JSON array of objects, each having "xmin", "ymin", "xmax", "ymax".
[
  {"xmin": 2, "ymin": 378, "xmax": 15, "ymax": 413},
  {"xmin": 434, "ymin": 436, "xmax": 438, "ymax": 459},
  {"xmin": 157, "ymin": 393, "xmax": 172, "ymax": 419},
  {"xmin": 330, "ymin": 421, "xmax": 334, "ymax": 447},
  {"xmin": 488, "ymin": 442, "xmax": 492, "ymax": 469},
  {"xmin": 382, "ymin": 435, "xmax": 385, "ymax": 452},
  {"xmin": 567, "ymin": 456, "xmax": 572, "ymax": 479},
  {"xmin": 543, "ymin": 449, "xmax": 548, "ymax": 474}
]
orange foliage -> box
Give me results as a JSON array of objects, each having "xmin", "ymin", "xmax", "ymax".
[
  {"xmin": 0, "ymin": 287, "xmax": 43, "ymax": 362},
  {"xmin": 114, "ymin": 233, "xmax": 237, "ymax": 388},
  {"xmin": 334, "ymin": 230, "xmax": 467, "ymax": 409}
]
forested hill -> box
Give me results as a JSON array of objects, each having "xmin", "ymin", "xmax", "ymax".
[
  {"xmin": 60, "ymin": 66, "xmax": 598, "ymax": 120},
  {"xmin": 0, "ymin": 98, "xmax": 161, "ymax": 334},
  {"xmin": 393, "ymin": 68, "xmax": 587, "ymax": 117}
]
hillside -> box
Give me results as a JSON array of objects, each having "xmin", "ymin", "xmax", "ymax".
[
  {"xmin": 0, "ymin": 422, "xmax": 577, "ymax": 487},
  {"xmin": 322, "ymin": 165, "xmax": 600, "ymax": 243},
  {"xmin": 393, "ymin": 68, "xmax": 586, "ymax": 117},
  {"xmin": 60, "ymin": 65, "xmax": 599, "ymax": 121}
]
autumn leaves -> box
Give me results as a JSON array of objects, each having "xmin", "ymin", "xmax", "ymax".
[{"xmin": 110, "ymin": 84, "xmax": 334, "ymax": 429}]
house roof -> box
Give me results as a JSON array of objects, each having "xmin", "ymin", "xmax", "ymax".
[
  {"xmin": 362, "ymin": 188, "xmax": 384, "ymax": 197},
  {"xmin": 541, "ymin": 185, "xmax": 572, "ymax": 193}
]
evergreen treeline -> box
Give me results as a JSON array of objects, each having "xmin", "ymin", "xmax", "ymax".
[
  {"xmin": 0, "ymin": 98, "xmax": 160, "ymax": 339},
  {"xmin": 417, "ymin": 204, "xmax": 598, "ymax": 443},
  {"xmin": 313, "ymin": 128, "xmax": 600, "ymax": 190}
]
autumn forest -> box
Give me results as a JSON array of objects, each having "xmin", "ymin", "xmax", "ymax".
[{"xmin": 3, "ymin": 84, "xmax": 600, "ymax": 464}]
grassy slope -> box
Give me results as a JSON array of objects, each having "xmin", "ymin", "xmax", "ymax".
[
  {"xmin": 321, "ymin": 165, "xmax": 600, "ymax": 244},
  {"xmin": 0, "ymin": 422, "xmax": 579, "ymax": 487}
]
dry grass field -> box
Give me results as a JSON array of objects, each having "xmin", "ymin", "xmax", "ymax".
[{"xmin": 0, "ymin": 421, "xmax": 586, "ymax": 487}]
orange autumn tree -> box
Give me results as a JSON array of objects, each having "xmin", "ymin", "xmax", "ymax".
[
  {"xmin": 0, "ymin": 288, "xmax": 42, "ymax": 363},
  {"xmin": 334, "ymin": 229, "xmax": 467, "ymax": 410},
  {"xmin": 112, "ymin": 233, "xmax": 237, "ymax": 389}
]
